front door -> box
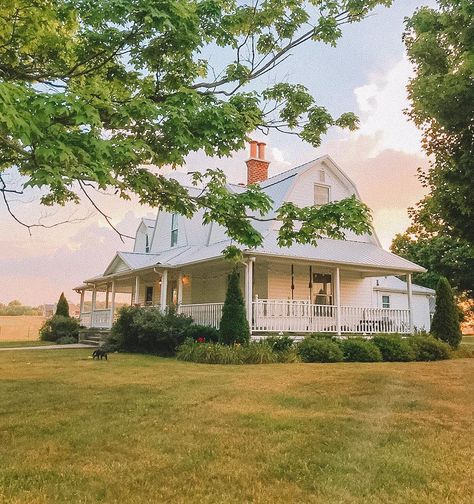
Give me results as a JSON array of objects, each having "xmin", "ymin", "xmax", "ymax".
[{"xmin": 145, "ymin": 286, "xmax": 153, "ymax": 305}]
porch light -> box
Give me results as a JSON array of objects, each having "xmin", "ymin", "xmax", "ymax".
[{"xmin": 182, "ymin": 275, "xmax": 189, "ymax": 285}]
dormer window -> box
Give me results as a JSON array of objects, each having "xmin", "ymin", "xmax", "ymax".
[
  {"xmin": 171, "ymin": 213, "xmax": 178, "ymax": 247},
  {"xmin": 145, "ymin": 234, "xmax": 150, "ymax": 253},
  {"xmin": 314, "ymin": 184, "xmax": 330, "ymax": 206}
]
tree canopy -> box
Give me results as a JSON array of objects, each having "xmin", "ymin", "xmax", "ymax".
[
  {"xmin": 0, "ymin": 0, "xmax": 391, "ymax": 249},
  {"xmin": 391, "ymin": 200, "xmax": 474, "ymax": 298},
  {"xmin": 404, "ymin": 0, "xmax": 474, "ymax": 244}
]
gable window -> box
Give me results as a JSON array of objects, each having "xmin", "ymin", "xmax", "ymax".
[
  {"xmin": 382, "ymin": 295, "xmax": 390, "ymax": 309},
  {"xmin": 145, "ymin": 234, "xmax": 150, "ymax": 253},
  {"xmin": 170, "ymin": 214, "xmax": 178, "ymax": 247},
  {"xmin": 314, "ymin": 184, "xmax": 330, "ymax": 206}
]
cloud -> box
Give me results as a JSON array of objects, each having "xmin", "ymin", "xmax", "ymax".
[{"xmin": 353, "ymin": 57, "xmax": 422, "ymax": 156}]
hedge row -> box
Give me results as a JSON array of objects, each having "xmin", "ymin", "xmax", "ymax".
[
  {"xmin": 298, "ymin": 333, "xmax": 450, "ymax": 363},
  {"xmin": 176, "ymin": 333, "xmax": 452, "ymax": 365}
]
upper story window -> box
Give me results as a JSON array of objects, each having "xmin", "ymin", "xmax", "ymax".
[
  {"xmin": 145, "ymin": 234, "xmax": 150, "ymax": 253},
  {"xmin": 170, "ymin": 213, "xmax": 178, "ymax": 247},
  {"xmin": 382, "ymin": 295, "xmax": 390, "ymax": 309},
  {"xmin": 314, "ymin": 184, "xmax": 330, "ymax": 206}
]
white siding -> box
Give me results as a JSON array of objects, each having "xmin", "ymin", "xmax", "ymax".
[
  {"xmin": 376, "ymin": 290, "xmax": 432, "ymax": 331},
  {"xmin": 340, "ymin": 271, "xmax": 374, "ymax": 307}
]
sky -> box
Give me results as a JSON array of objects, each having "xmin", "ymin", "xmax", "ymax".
[{"xmin": 0, "ymin": 0, "xmax": 437, "ymax": 306}]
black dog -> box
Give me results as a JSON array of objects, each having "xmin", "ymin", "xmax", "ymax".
[{"xmin": 92, "ymin": 348, "xmax": 108, "ymax": 360}]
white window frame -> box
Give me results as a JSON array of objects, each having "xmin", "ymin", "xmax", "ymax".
[
  {"xmin": 314, "ymin": 183, "xmax": 331, "ymax": 206},
  {"xmin": 170, "ymin": 214, "xmax": 178, "ymax": 247},
  {"xmin": 145, "ymin": 234, "xmax": 150, "ymax": 253},
  {"xmin": 382, "ymin": 295, "xmax": 390, "ymax": 309}
]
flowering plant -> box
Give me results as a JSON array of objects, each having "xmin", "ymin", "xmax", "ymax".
[{"xmin": 196, "ymin": 337, "xmax": 205, "ymax": 343}]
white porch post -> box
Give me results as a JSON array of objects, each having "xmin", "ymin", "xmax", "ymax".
[
  {"xmin": 335, "ymin": 266, "xmax": 341, "ymax": 336},
  {"xmin": 79, "ymin": 290, "xmax": 85, "ymax": 317},
  {"xmin": 109, "ymin": 280, "xmax": 116, "ymax": 329},
  {"xmin": 177, "ymin": 272, "xmax": 183, "ymax": 306},
  {"xmin": 134, "ymin": 276, "xmax": 140, "ymax": 305},
  {"xmin": 160, "ymin": 270, "xmax": 168, "ymax": 312},
  {"xmin": 407, "ymin": 273, "xmax": 414, "ymax": 333},
  {"xmin": 105, "ymin": 283, "xmax": 110, "ymax": 309},
  {"xmin": 91, "ymin": 285, "xmax": 97, "ymax": 312},
  {"xmin": 247, "ymin": 258, "xmax": 254, "ymax": 327},
  {"xmin": 91, "ymin": 285, "xmax": 97, "ymax": 327}
]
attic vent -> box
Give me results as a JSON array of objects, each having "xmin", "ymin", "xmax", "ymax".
[{"xmin": 319, "ymin": 170, "xmax": 325, "ymax": 182}]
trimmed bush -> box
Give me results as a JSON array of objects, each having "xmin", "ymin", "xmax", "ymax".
[
  {"xmin": 298, "ymin": 337, "xmax": 344, "ymax": 363},
  {"xmin": 40, "ymin": 315, "xmax": 80, "ymax": 342},
  {"xmin": 372, "ymin": 334, "xmax": 416, "ymax": 362},
  {"xmin": 264, "ymin": 335, "xmax": 294, "ymax": 353},
  {"xmin": 219, "ymin": 268, "xmax": 250, "ymax": 345},
  {"xmin": 184, "ymin": 324, "xmax": 219, "ymax": 343},
  {"xmin": 340, "ymin": 338, "xmax": 382, "ymax": 362},
  {"xmin": 431, "ymin": 277, "xmax": 462, "ymax": 349},
  {"xmin": 108, "ymin": 306, "xmax": 192, "ymax": 355},
  {"xmin": 55, "ymin": 292, "xmax": 69, "ymax": 317},
  {"xmin": 408, "ymin": 335, "xmax": 451, "ymax": 361}
]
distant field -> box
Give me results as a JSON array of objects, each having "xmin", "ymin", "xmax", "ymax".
[{"xmin": 0, "ymin": 316, "xmax": 46, "ymax": 341}]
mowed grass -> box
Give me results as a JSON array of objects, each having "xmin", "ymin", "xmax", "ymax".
[
  {"xmin": 0, "ymin": 351, "xmax": 472, "ymax": 504},
  {"xmin": 0, "ymin": 316, "xmax": 46, "ymax": 341}
]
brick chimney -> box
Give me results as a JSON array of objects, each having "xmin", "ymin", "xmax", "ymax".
[{"xmin": 246, "ymin": 140, "xmax": 269, "ymax": 185}]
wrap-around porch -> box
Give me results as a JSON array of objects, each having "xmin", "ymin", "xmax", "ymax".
[{"xmin": 76, "ymin": 256, "xmax": 415, "ymax": 335}]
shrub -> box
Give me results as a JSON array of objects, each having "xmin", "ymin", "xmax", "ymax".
[
  {"xmin": 56, "ymin": 335, "xmax": 77, "ymax": 345},
  {"xmin": 408, "ymin": 335, "xmax": 451, "ymax": 361},
  {"xmin": 219, "ymin": 268, "xmax": 250, "ymax": 345},
  {"xmin": 298, "ymin": 337, "xmax": 344, "ymax": 363},
  {"xmin": 264, "ymin": 335, "xmax": 294, "ymax": 353},
  {"xmin": 372, "ymin": 334, "xmax": 416, "ymax": 362},
  {"xmin": 176, "ymin": 340, "xmax": 297, "ymax": 365},
  {"xmin": 184, "ymin": 324, "xmax": 219, "ymax": 343},
  {"xmin": 340, "ymin": 338, "xmax": 382, "ymax": 362},
  {"xmin": 40, "ymin": 315, "xmax": 80, "ymax": 342},
  {"xmin": 308, "ymin": 332, "xmax": 337, "ymax": 341},
  {"xmin": 108, "ymin": 306, "xmax": 192, "ymax": 355},
  {"xmin": 55, "ymin": 292, "xmax": 69, "ymax": 317},
  {"xmin": 431, "ymin": 277, "xmax": 462, "ymax": 349}
]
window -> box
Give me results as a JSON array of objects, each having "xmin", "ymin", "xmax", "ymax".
[
  {"xmin": 318, "ymin": 169, "xmax": 326, "ymax": 182},
  {"xmin": 313, "ymin": 273, "xmax": 333, "ymax": 305},
  {"xmin": 145, "ymin": 234, "xmax": 150, "ymax": 253},
  {"xmin": 170, "ymin": 214, "xmax": 178, "ymax": 247},
  {"xmin": 382, "ymin": 295, "xmax": 390, "ymax": 309},
  {"xmin": 145, "ymin": 286, "xmax": 153, "ymax": 305},
  {"xmin": 314, "ymin": 184, "xmax": 330, "ymax": 206}
]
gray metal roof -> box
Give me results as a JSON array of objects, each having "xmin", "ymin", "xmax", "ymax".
[{"xmin": 374, "ymin": 276, "xmax": 435, "ymax": 294}]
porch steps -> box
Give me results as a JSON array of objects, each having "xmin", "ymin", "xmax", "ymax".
[{"xmin": 78, "ymin": 329, "xmax": 110, "ymax": 347}]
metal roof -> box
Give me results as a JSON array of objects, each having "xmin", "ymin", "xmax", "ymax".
[{"xmin": 374, "ymin": 276, "xmax": 435, "ymax": 294}]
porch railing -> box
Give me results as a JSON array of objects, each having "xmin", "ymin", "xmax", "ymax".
[
  {"xmin": 178, "ymin": 303, "xmax": 224, "ymax": 329},
  {"xmin": 252, "ymin": 299, "xmax": 337, "ymax": 333},
  {"xmin": 80, "ymin": 301, "xmax": 410, "ymax": 334},
  {"xmin": 252, "ymin": 299, "xmax": 410, "ymax": 334},
  {"xmin": 340, "ymin": 306, "xmax": 410, "ymax": 334},
  {"xmin": 80, "ymin": 309, "xmax": 112, "ymax": 329}
]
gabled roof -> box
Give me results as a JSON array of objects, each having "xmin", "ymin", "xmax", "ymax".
[{"xmin": 142, "ymin": 218, "xmax": 155, "ymax": 228}]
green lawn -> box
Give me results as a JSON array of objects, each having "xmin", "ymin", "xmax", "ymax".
[
  {"xmin": 0, "ymin": 340, "xmax": 52, "ymax": 348},
  {"xmin": 0, "ymin": 350, "xmax": 472, "ymax": 504}
]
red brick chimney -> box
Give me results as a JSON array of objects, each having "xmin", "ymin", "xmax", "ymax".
[{"xmin": 246, "ymin": 140, "xmax": 269, "ymax": 185}]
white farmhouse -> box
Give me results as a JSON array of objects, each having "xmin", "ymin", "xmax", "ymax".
[{"xmin": 76, "ymin": 141, "xmax": 435, "ymax": 335}]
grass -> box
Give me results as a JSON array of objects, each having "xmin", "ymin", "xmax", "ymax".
[
  {"xmin": 0, "ymin": 340, "xmax": 52, "ymax": 348},
  {"xmin": 0, "ymin": 351, "xmax": 472, "ymax": 504},
  {"xmin": 0, "ymin": 315, "xmax": 46, "ymax": 341}
]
